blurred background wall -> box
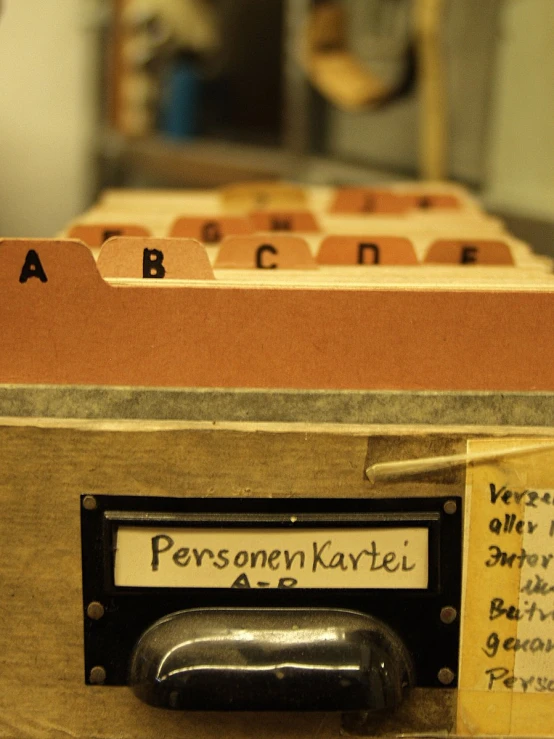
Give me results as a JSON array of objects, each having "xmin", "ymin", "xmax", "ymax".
[
  {"xmin": 484, "ymin": 0, "xmax": 554, "ymax": 220},
  {"xmin": 0, "ymin": 0, "xmax": 100, "ymax": 236},
  {"xmin": 0, "ymin": 0, "xmax": 552, "ymax": 244}
]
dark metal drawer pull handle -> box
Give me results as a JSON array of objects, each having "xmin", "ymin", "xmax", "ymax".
[{"xmin": 130, "ymin": 608, "xmax": 414, "ymax": 712}]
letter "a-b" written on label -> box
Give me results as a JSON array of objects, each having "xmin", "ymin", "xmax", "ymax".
[
  {"xmin": 142, "ymin": 248, "xmax": 166, "ymax": 278},
  {"xmin": 19, "ymin": 250, "xmax": 48, "ymax": 283}
]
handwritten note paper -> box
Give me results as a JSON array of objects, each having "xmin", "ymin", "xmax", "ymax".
[{"xmin": 458, "ymin": 439, "xmax": 554, "ymax": 736}]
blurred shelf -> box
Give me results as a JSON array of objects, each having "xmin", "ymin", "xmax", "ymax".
[
  {"xmin": 100, "ymin": 133, "xmax": 403, "ymax": 189},
  {"xmin": 119, "ymin": 136, "xmax": 291, "ymax": 187}
]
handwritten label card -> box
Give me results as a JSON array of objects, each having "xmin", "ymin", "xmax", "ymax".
[
  {"xmin": 114, "ymin": 526, "xmax": 428, "ymax": 590},
  {"xmin": 458, "ymin": 439, "xmax": 554, "ymax": 736}
]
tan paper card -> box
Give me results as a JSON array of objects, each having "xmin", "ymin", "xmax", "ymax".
[
  {"xmin": 68, "ymin": 223, "xmax": 151, "ymax": 246},
  {"xmin": 215, "ymin": 235, "xmax": 317, "ymax": 270},
  {"xmin": 220, "ymin": 182, "xmax": 307, "ymax": 209},
  {"xmin": 249, "ymin": 210, "xmax": 320, "ymax": 233},
  {"xmin": 114, "ymin": 526, "xmax": 429, "ymax": 590},
  {"xmin": 97, "ymin": 237, "xmax": 214, "ymax": 279},
  {"xmin": 425, "ymin": 240, "xmax": 514, "ymax": 265},
  {"xmin": 317, "ymin": 235, "xmax": 418, "ymax": 265},
  {"xmin": 330, "ymin": 188, "xmax": 461, "ymax": 214},
  {"xmin": 330, "ymin": 189, "xmax": 409, "ymax": 214},
  {"xmin": 458, "ymin": 438, "xmax": 554, "ymax": 736},
  {"xmin": 401, "ymin": 193, "xmax": 461, "ymax": 210}
]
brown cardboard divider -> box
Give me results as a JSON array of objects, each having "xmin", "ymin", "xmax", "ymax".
[
  {"xmin": 68, "ymin": 223, "xmax": 151, "ymax": 246},
  {"xmin": 169, "ymin": 216, "xmax": 254, "ymax": 242},
  {"xmin": 249, "ymin": 211, "xmax": 320, "ymax": 233},
  {"xmin": 0, "ymin": 238, "xmax": 106, "ymax": 288},
  {"xmin": 317, "ymin": 236, "xmax": 418, "ymax": 265},
  {"xmin": 403, "ymin": 194, "xmax": 460, "ymax": 210},
  {"xmin": 330, "ymin": 189, "xmax": 461, "ymax": 214},
  {"xmin": 215, "ymin": 235, "xmax": 317, "ymax": 270},
  {"xmin": 330, "ymin": 189, "xmax": 409, "ymax": 215},
  {"xmin": 1, "ymin": 238, "xmax": 554, "ymax": 391},
  {"xmin": 97, "ymin": 237, "xmax": 214, "ymax": 280},
  {"xmin": 424, "ymin": 240, "xmax": 514, "ymax": 265}
]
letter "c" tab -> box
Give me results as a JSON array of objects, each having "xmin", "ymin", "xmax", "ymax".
[{"xmin": 256, "ymin": 244, "xmax": 278, "ymax": 269}]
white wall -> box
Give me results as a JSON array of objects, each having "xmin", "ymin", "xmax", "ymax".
[
  {"xmin": 484, "ymin": 0, "xmax": 554, "ymax": 219},
  {"xmin": 0, "ymin": 0, "xmax": 100, "ymax": 237}
]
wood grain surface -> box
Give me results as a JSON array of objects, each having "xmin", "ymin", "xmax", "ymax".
[{"xmin": 0, "ymin": 421, "xmax": 467, "ymax": 738}]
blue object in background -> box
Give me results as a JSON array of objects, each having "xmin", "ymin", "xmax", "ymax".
[{"xmin": 160, "ymin": 55, "xmax": 200, "ymax": 139}]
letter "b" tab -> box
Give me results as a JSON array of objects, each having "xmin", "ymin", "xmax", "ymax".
[{"xmin": 143, "ymin": 249, "xmax": 166, "ymax": 279}]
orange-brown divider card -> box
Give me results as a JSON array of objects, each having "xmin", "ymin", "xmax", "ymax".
[
  {"xmin": 169, "ymin": 216, "xmax": 254, "ymax": 242},
  {"xmin": 249, "ymin": 211, "xmax": 320, "ymax": 233},
  {"xmin": 215, "ymin": 235, "xmax": 317, "ymax": 270},
  {"xmin": 96, "ymin": 237, "xmax": 214, "ymax": 280},
  {"xmin": 220, "ymin": 182, "xmax": 307, "ymax": 209},
  {"xmin": 68, "ymin": 223, "xmax": 151, "ymax": 247},
  {"xmin": 2, "ymin": 238, "xmax": 554, "ymax": 390},
  {"xmin": 317, "ymin": 236, "xmax": 418, "ymax": 265},
  {"xmin": 330, "ymin": 188, "xmax": 460, "ymax": 214},
  {"xmin": 425, "ymin": 240, "xmax": 514, "ymax": 265}
]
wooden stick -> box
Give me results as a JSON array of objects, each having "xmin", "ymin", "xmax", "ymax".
[
  {"xmin": 414, "ymin": 0, "xmax": 447, "ymax": 179},
  {"xmin": 366, "ymin": 441, "xmax": 554, "ymax": 483}
]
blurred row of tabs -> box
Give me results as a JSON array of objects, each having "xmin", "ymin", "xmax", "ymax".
[
  {"xmin": 57, "ymin": 181, "xmax": 549, "ymax": 277},
  {"xmin": 102, "ymin": 182, "xmax": 476, "ymax": 213},
  {"xmin": 67, "ymin": 205, "xmax": 481, "ymax": 245},
  {"xmin": 94, "ymin": 235, "xmax": 521, "ymax": 280}
]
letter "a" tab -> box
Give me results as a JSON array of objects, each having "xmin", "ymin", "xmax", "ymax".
[
  {"xmin": 19, "ymin": 250, "xmax": 48, "ymax": 283},
  {"xmin": 143, "ymin": 248, "xmax": 166, "ymax": 278}
]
